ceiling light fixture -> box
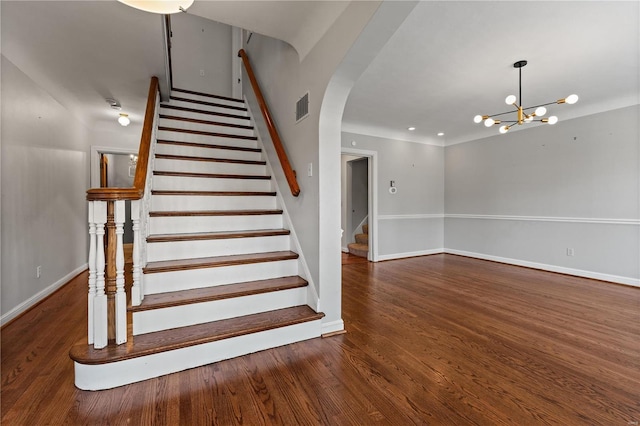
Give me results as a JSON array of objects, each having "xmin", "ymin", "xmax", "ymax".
[
  {"xmin": 437, "ymin": 132, "xmax": 444, "ymax": 136},
  {"xmin": 408, "ymin": 127, "xmax": 416, "ymax": 131},
  {"xmin": 117, "ymin": 0, "xmax": 194, "ymax": 14},
  {"xmin": 118, "ymin": 113, "xmax": 131, "ymax": 127},
  {"xmin": 106, "ymin": 98, "xmax": 121, "ymax": 110},
  {"xmin": 474, "ymin": 60, "xmax": 578, "ymax": 134}
]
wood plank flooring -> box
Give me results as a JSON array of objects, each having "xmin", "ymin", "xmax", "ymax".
[{"xmin": 2, "ymin": 254, "xmax": 639, "ymax": 425}]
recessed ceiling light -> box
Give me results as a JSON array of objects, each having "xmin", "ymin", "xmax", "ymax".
[
  {"xmin": 437, "ymin": 132, "xmax": 444, "ymax": 136},
  {"xmin": 408, "ymin": 127, "xmax": 416, "ymax": 131}
]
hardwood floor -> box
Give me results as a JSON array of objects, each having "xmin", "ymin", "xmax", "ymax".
[{"xmin": 2, "ymin": 254, "xmax": 639, "ymax": 425}]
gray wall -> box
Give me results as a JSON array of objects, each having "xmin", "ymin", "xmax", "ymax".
[
  {"xmin": 445, "ymin": 105, "xmax": 639, "ymax": 283},
  {"xmin": 171, "ymin": 13, "xmax": 232, "ymax": 96},
  {"xmin": 1, "ymin": 56, "xmax": 89, "ymax": 322},
  {"xmin": 342, "ymin": 131, "xmax": 445, "ymax": 259}
]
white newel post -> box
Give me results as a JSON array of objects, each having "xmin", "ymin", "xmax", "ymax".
[
  {"xmin": 93, "ymin": 200, "xmax": 108, "ymax": 349},
  {"xmin": 114, "ymin": 200, "xmax": 127, "ymax": 344},
  {"xmin": 87, "ymin": 202, "xmax": 96, "ymax": 345},
  {"xmin": 131, "ymin": 199, "xmax": 142, "ymax": 306}
]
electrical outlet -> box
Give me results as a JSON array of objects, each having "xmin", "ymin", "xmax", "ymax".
[
  {"xmin": 307, "ymin": 163, "xmax": 313, "ymax": 177},
  {"xmin": 36, "ymin": 265, "xmax": 42, "ymax": 278},
  {"xmin": 566, "ymin": 248, "xmax": 575, "ymax": 256},
  {"xmin": 199, "ymin": 69, "xmax": 205, "ymax": 76}
]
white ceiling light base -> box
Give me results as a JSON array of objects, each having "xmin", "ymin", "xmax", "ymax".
[{"xmin": 117, "ymin": 0, "xmax": 194, "ymax": 15}]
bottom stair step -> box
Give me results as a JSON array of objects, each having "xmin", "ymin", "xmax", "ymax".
[{"xmin": 70, "ymin": 306, "xmax": 324, "ymax": 390}]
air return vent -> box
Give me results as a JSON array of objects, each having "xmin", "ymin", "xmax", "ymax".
[{"xmin": 296, "ymin": 92, "xmax": 309, "ymax": 123}]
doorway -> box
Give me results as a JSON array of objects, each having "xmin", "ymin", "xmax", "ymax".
[{"xmin": 341, "ymin": 148, "xmax": 378, "ymax": 262}]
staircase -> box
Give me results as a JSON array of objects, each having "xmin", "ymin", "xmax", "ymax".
[
  {"xmin": 347, "ymin": 224, "xmax": 369, "ymax": 259},
  {"xmin": 71, "ymin": 88, "xmax": 323, "ymax": 390}
]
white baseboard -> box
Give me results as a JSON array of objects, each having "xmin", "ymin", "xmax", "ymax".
[
  {"xmin": 1, "ymin": 264, "xmax": 88, "ymax": 326},
  {"xmin": 377, "ymin": 248, "xmax": 444, "ymax": 262},
  {"xmin": 321, "ymin": 319, "xmax": 344, "ymax": 335},
  {"xmin": 444, "ymin": 249, "xmax": 640, "ymax": 288}
]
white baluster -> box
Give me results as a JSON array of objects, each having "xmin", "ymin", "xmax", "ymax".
[
  {"xmin": 131, "ymin": 200, "xmax": 142, "ymax": 306},
  {"xmin": 114, "ymin": 200, "xmax": 127, "ymax": 344},
  {"xmin": 93, "ymin": 201, "xmax": 108, "ymax": 349},
  {"xmin": 87, "ymin": 202, "xmax": 96, "ymax": 345}
]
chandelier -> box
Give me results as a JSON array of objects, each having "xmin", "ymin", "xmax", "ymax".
[{"xmin": 474, "ymin": 60, "xmax": 578, "ymax": 134}]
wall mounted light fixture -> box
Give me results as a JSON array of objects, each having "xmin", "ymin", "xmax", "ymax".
[{"xmin": 474, "ymin": 60, "xmax": 578, "ymax": 134}]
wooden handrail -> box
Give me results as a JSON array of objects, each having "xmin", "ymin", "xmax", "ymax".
[
  {"xmin": 238, "ymin": 49, "xmax": 300, "ymax": 197},
  {"xmin": 87, "ymin": 76, "xmax": 159, "ymax": 201}
]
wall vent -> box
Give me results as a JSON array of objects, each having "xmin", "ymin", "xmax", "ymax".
[{"xmin": 296, "ymin": 92, "xmax": 309, "ymax": 123}]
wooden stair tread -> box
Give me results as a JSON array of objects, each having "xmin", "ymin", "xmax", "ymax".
[
  {"xmin": 159, "ymin": 114, "xmax": 254, "ymax": 130},
  {"xmin": 149, "ymin": 209, "xmax": 283, "ymax": 217},
  {"xmin": 160, "ymin": 104, "xmax": 250, "ymax": 121},
  {"xmin": 153, "ymin": 171, "xmax": 271, "ymax": 180},
  {"xmin": 70, "ymin": 306, "xmax": 323, "ymax": 365},
  {"xmin": 347, "ymin": 243, "xmax": 368, "ymax": 250},
  {"xmin": 144, "ymin": 251, "xmax": 299, "ymax": 274},
  {"xmin": 151, "ymin": 190, "xmax": 276, "ymax": 196},
  {"xmin": 158, "ymin": 126, "xmax": 257, "ymax": 140},
  {"xmin": 172, "ymin": 88, "xmax": 244, "ymax": 104},
  {"xmin": 170, "ymin": 96, "xmax": 247, "ymax": 112},
  {"xmin": 147, "ymin": 229, "xmax": 290, "ymax": 243},
  {"xmin": 130, "ymin": 276, "xmax": 308, "ymax": 312},
  {"xmin": 155, "ymin": 153, "xmax": 265, "ymax": 165},
  {"xmin": 157, "ymin": 139, "xmax": 261, "ymax": 153}
]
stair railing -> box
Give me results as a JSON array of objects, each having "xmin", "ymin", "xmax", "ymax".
[
  {"xmin": 86, "ymin": 76, "xmax": 159, "ymax": 349},
  {"xmin": 238, "ymin": 49, "xmax": 300, "ymax": 197}
]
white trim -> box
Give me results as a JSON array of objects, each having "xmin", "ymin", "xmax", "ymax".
[
  {"xmin": 379, "ymin": 214, "xmax": 444, "ymax": 220},
  {"xmin": 377, "ymin": 248, "xmax": 444, "ymax": 262},
  {"xmin": 445, "ymin": 214, "xmax": 640, "ymax": 226},
  {"xmin": 445, "ymin": 249, "xmax": 640, "ymax": 288},
  {"xmin": 341, "ymin": 147, "xmax": 378, "ymax": 261},
  {"xmin": 321, "ymin": 319, "xmax": 345, "ymax": 335},
  {"xmin": 1, "ymin": 264, "xmax": 88, "ymax": 326}
]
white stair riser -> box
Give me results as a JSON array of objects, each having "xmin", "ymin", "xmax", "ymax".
[
  {"xmin": 158, "ymin": 118, "xmax": 255, "ymax": 137},
  {"xmin": 168, "ymin": 99, "xmax": 248, "ymax": 116},
  {"xmin": 157, "ymin": 130, "xmax": 257, "ymax": 149},
  {"xmin": 144, "ymin": 259, "xmax": 298, "ymax": 294},
  {"xmin": 133, "ymin": 287, "xmax": 306, "ymax": 335},
  {"xmin": 152, "ymin": 175, "xmax": 272, "ymax": 192},
  {"xmin": 156, "ymin": 143, "xmax": 263, "ymax": 162},
  {"xmin": 74, "ymin": 320, "xmax": 322, "ymax": 390},
  {"xmin": 149, "ymin": 215, "xmax": 284, "ymax": 234},
  {"xmin": 160, "ymin": 106, "xmax": 250, "ymax": 126},
  {"xmin": 147, "ymin": 235, "xmax": 290, "ymax": 262},
  {"xmin": 153, "ymin": 158, "xmax": 266, "ymax": 175},
  {"xmin": 171, "ymin": 92, "xmax": 245, "ymax": 108},
  {"xmin": 151, "ymin": 195, "xmax": 276, "ymax": 211}
]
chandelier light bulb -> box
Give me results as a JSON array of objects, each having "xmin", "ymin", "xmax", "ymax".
[
  {"xmin": 484, "ymin": 118, "xmax": 495, "ymax": 127},
  {"xmin": 505, "ymin": 95, "xmax": 517, "ymax": 105},
  {"xmin": 535, "ymin": 106, "xmax": 547, "ymax": 116},
  {"xmin": 524, "ymin": 115, "xmax": 534, "ymax": 123},
  {"xmin": 118, "ymin": 113, "xmax": 130, "ymax": 126},
  {"xmin": 547, "ymin": 116, "xmax": 558, "ymax": 125},
  {"xmin": 474, "ymin": 115, "xmax": 484, "ymax": 124},
  {"xmin": 499, "ymin": 125, "xmax": 509, "ymax": 134},
  {"xmin": 565, "ymin": 94, "xmax": 579, "ymax": 104}
]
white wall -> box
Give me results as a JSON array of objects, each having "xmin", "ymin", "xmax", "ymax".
[
  {"xmin": 445, "ymin": 105, "xmax": 640, "ymax": 285},
  {"xmin": 1, "ymin": 56, "xmax": 90, "ymax": 323},
  {"xmin": 342, "ymin": 132, "xmax": 444, "ymax": 260},
  {"xmin": 171, "ymin": 13, "xmax": 232, "ymax": 96}
]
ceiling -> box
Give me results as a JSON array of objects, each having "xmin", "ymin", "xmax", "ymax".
[
  {"xmin": 2, "ymin": 1, "xmax": 638, "ymax": 145},
  {"xmin": 342, "ymin": 1, "xmax": 640, "ymax": 146}
]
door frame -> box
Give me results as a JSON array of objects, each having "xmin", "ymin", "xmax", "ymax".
[
  {"xmin": 90, "ymin": 146, "xmax": 138, "ymax": 188},
  {"xmin": 341, "ymin": 147, "xmax": 378, "ymax": 262}
]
